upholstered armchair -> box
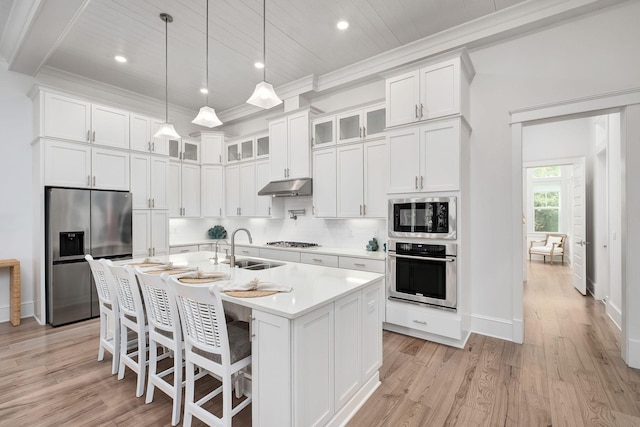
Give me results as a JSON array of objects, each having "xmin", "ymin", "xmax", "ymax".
[{"xmin": 529, "ymin": 233, "xmax": 566, "ymax": 264}]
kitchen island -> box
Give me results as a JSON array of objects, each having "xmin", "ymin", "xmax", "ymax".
[{"xmin": 142, "ymin": 251, "xmax": 385, "ymax": 427}]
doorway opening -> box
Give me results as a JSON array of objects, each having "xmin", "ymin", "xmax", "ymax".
[{"xmin": 521, "ymin": 112, "xmax": 622, "ymax": 334}]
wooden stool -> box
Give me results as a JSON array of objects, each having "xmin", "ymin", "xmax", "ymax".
[{"xmin": 0, "ymin": 259, "xmax": 21, "ymax": 326}]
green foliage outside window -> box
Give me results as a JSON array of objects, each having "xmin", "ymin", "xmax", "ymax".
[
  {"xmin": 534, "ymin": 191, "xmax": 559, "ymax": 232},
  {"xmin": 533, "ymin": 166, "xmax": 560, "ymax": 178}
]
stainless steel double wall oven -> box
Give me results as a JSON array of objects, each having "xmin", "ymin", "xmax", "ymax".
[{"xmin": 388, "ymin": 197, "xmax": 457, "ymax": 309}]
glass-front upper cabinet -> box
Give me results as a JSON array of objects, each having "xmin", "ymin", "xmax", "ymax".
[
  {"xmin": 256, "ymin": 134, "xmax": 269, "ymax": 158},
  {"xmin": 336, "ymin": 103, "xmax": 386, "ymax": 144},
  {"xmin": 169, "ymin": 138, "xmax": 200, "ymax": 163},
  {"xmin": 312, "ymin": 117, "xmax": 335, "ymax": 148}
]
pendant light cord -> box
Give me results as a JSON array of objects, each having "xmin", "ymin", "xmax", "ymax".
[
  {"xmin": 164, "ymin": 16, "xmax": 169, "ymax": 122},
  {"xmin": 205, "ymin": 0, "xmax": 210, "ymax": 105},
  {"xmin": 262, "ymin": 0, "xmax": 266, "ymax": 82}
]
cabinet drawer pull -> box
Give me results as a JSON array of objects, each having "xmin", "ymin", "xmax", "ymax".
[
  {"xmin": 354, "ymin": 263, "xmax": 366, "ymax": 267},
  {"xmin": 152, "ymin": 142, "xmax": 155, "ymax": 152},
  {"xmin": 148, "ymin": 142, "xmax": 151, "ymax": 151},
  {"xmin": 415, "ymin": 105, "xmax": 419, "ymax": 119},
  {"xmin": 363, "ymin": 204, "xmax": 367, "ymax": 215},
  {"xmin": 312, "ymin": 258, "xmax": 323, "ymax": 263},
  {"xmin": 87, "ymin": 175, "xmax": 91, "ymax": 186},
  {"xmin": 92, "ymin": 131, "xmax": 96, "ymax": 142},
  {"xmin": 359, "ymin": 127, "xmax": 363, "ymax": 138},
  {"xmin": 92, "ymin": 176, "xmax": 96, "ymax": 186},
  {"xmin": 152, "ymin": 198, "xmax": 155, "ymax": 208},
  {"xmin": 420, "ymin": 176, "xmax": 424, "ymax": 189},
  {"xmin": 359, "ymin": 205, "xmax": 363, "ymax": 215},
  {"xmin": 241, "ymin": 250, "xmax": 249, "ymax": 254},
  {"xmin": 415, "ymin": 176, "xmax": 418, "ymax": 189},
  {"xmin": 420, "ymin": 103, "xmax": 424, "ymax": 118},
  {"xmin": 152, "ymin": 248, "xmax": 155, "ymax": 256},
  {"xmin": 363, "ymin": 126, "xmax": 366, "ymax": 137},
  {"xmin": 87, "ymin": 130, "xmax": 91, "ymax": 142},
  {"xmin": 413, "ymin": 319, "xmax": 427, "ymax": 325},
  {"xmin": 148, "ymin": 198, "xmax": 151, "ymax": 208}
]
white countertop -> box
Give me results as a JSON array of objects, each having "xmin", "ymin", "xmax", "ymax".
[
  {"xmin": 169, "ymin": 239, "xmax": 387, "ymax": 261},
  {"xmin": 129, "ymin": 251, "xmax": 384, "ymax": 319}
]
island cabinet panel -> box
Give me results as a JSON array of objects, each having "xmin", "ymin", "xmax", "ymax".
[
  {"xmin": 252, "ymin": 310, "xmax": 291, "ymax": 427},
  {"xmin": 334, "ymin": 292, "xmax": 362, "ymax": 410},
  {"xmin": 361, "ymin": 283, "xmax": 382, "ymax": 380},
  {"xmin": 293, "ymin": 304, "xmax": 335, "ymax": 427}
]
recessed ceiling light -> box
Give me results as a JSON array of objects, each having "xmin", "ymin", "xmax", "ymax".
[
  {"xmin": 337, "ymin": 20, "xmax": 349, "ymax": 30},
  {"xmin": 200, "ymin": 88, "xmax": 209, "ymax": 94},
  {"xmin": 114, "ymin": 55, "xmax": 127, "ymax": 63},
  {"xmin": 254, "ymin": 61, "xmax": 265, "ymax": 69}
]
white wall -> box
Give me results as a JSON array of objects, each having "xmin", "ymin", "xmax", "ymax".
[
  {"xmin": 170, "ymin": 196, "xmax": 387, "ymax": 250},
  {"xmin": 0, "ymin": 60, "xmax": 36, "ymax": 322},
  {"xmin": 468, "ymin": 1, "xmax": 640, "ymax": 337}
]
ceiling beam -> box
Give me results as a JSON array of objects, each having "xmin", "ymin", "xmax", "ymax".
[{"xmin": 1, "ymin": 0, "xmax": 90, "ymax": 76}]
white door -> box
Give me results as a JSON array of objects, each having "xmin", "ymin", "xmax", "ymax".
[
  {"xmin": 201, "ymin": 133, "xmax": 224, "ymax": 164},
  {"xmin": 386, "ymin": 127, "xmax": 420, "ymax": 193},
  {"xmin": 91, "ymin": 147, "xmax": 130, "ymax": 191},
  {"xmin": 129, "ymin": 114, "xmax": 151, "ymax": 152},
  {"xmin": 151, "ymin": 210, "xmax": 170, "ymax": 256},
  {"xmin": 132, "ymin": 210, "xmax": 151, "ymax": 258},
  {"xmin": 202, "ymin": 165, "xmax": 224, "ymax": 217},
  {"xmin": 43, "ymin": 92, "xmax": 91, "ymax": 142},
  {"xmin": 130, "ymin": 154, "xmax": 151, "ymax": 209},
  {"xmin": 363, "ymin": 139, "xmax": 387, "ymax": 218},
  {"xmin": 167, "ymin": 162, "xmax": 181, "ymax": 217},
  {"xmin": 288, "ymin": 111, "xmax": 311, "ymax": 179},
  {"xmin": 255, "ymin": 160, "xmax": 272, "ymax": 217},
  {"xmin": 43, "ymin": 140, "xmax": 92, "ymax": 188},
  {"xmin": 269, "ymin": 117, "xmax": 288, "ymax": 180},
  {"xmin": 572, "ymin": 160, "xmax": 587, "ymax": 295},
  {"xmin": 385, "ymin": 70, "xmax": 420, "ymax": 127},
  {"xmin": 337, "ymin": 144, "xmax": 364, "ymax": 217},
  {"xmin": 312, "ymin": 148, "xmax": 337, "ymax": 218},
  {"xmin": 181, "ymin": 164, "xmax": 201, "ymax": 217},
  {"xmin": 150, "ymin": 156, "xmax": 168, "ymax": 209},
  {"xmin": 150, "ymin": 120, "xmax": 169, "ymax": 155},
  {"xmin": 420, "ymin": 118, "xmax": 460, "ymax": 192},
  {"xmin": 91, "ymin": 104, "xmax": 129, "ymax": 149},
  {"xmin": 239, "ymin": 162, "xmax": 256, "ymax": 217},
  {"xmin": 420, "ymin": 59, "xmax": 459, "ymax": 120}
]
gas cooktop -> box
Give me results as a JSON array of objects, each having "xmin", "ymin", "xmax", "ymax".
[{"xmin": 265, "ymin": 241, "xmax": 320, "ymax": 248}]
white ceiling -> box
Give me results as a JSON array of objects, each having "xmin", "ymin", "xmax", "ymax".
[{"xmin": 5, "ymin": 0, "xmax": 615, "ymax": 121}]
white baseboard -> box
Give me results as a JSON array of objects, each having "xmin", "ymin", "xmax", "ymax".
[
  {"xmin": 606, "ymin": 300, "xmax": 622, "ymax": 330},
  {"xmin": 627, "ymin": 338, "xmax": 640, "ymax": 369},
  {"xmin": 470, "ymin": 314, "xmax": 515, "ymax": 342},
  {"xmin": 0, "ymin": 301, "xmax": 35, "ymax": 324}
]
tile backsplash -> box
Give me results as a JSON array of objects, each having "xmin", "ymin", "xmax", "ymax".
[{"xmin": 170, "ymin": 197, "xmax": 386, "ymax": 249}]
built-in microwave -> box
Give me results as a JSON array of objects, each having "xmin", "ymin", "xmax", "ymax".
[{"xmin": 389, "ymin": 197, "xmax": 456, "ymax": 239}]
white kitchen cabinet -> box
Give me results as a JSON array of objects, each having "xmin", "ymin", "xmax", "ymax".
[
  {"xmin": 250, "ymin": 279, "xmax": 383, "ymax": 427},
  {"xmin": 132, "ymin": 209, "xmax": 169, "ymax": 258},
  {"xmin": 336, "ymin": 103, "xmax": 385, "ymax": 145},
  {"xmin": 293, "ymin": 304, "xmax": 334, "ymax": 427},
  {"xmin": 42, "ymin": 92, "xmax": 91, "ymax": 143},
  {"xmin": 168, "ymin": 138, "xmax": 200, "ymax": 163},
  {"xmin": 130, "ymin": 153, "xmax": 167, "ymax": 209},
  {"xmin": 337, "ymin": 144, "xmax": 364, "ymax": 217},
  {"xmin": 252, "ymin": 310, "xmax": 291, "ymax": 427},
  {"xmin": 338, "ymin": 256, "xmax": 385, "ymax": 274},
  {"xmin": 363, "ymin": 139, "xmax": 388, "ymax": 218},
  {"xmin": 43, "ymin": 140, "xmax": 129, "ymax": 191},
  {"xmin": 312, "ymin": 148, "xmax": 337, "ymax": 218},
  {"xmin": 255, "ymin": 160, "xmax": 283, "ymax": 218},
  {"xmin": 130, "ymin": 114, "xmax": 168, "ymax": 155},
  {"xmin": 225, "ymin": 163, "xmax": 255, "ymax": 217},
  {"xmin": 201, "ymin": 165, "xmax": 224, "ymax": 217},
  {"xmin": 256, "ymin": 134, "xmax": 270, "ymax": 159},
  {"xmin": 387, "ymin": 117, "xmax": 466, "ymax": 194},
  {"xmin": 312, "ymin": 116, "xmax": 335, "ymax": 148},
  {"xmin": 336, "ymin": 139, "xmax": 387, "ymax": 218},
  {"xmin": 168, "ymin": 162, "xmax": 201, "ymax": 217},
  {"xmin": 91, "ymin": 104, "xmax": 130, "ymax": 149},
  {"xmin": 300, "ymin": 253, "xmax": 339, "ymax": 268},
  {"xmin": 259, "ymin": 248, "xmax": 301, "ymax": 263},
  {"xmin": 269, "ymin": 110, "xmax": 310, "ymax": 180},
  {"xmin": 41, "ymin": 92, "xmax": 130, "ymax": 149},
  {"xmin": 385, "ymin": 299, "xmax": 462, "ymax": 340},
  {"xmin": 200, "ymin": 131, "xmax": 224, "ymax": 165},
  {"xmin": 169, "ymin": 245, "xmax": 199, "ymax": 255},
  {"xmin": 385, "ymin": 51, "xmax": 474, "ymax": 128},
  {"xmin": 334, "ymin": 292, "xmax": 361, "ymax": 410}
]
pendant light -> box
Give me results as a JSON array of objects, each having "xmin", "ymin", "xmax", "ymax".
[
  {"xmin": 192, "ymin": 0, "xmax": 223, "ymax": 127},
  {"xmin": 246, "ymin": 0, "xmax": 282, "ymax": 109},
  {"xmin": 154, "ymin": 13, "xmax": 181, "ymax": 139}
]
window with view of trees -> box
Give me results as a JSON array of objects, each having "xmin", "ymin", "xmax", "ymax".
[{"xmin": 530, "ymin": 166, "xmax": 562, "ymax": 233}]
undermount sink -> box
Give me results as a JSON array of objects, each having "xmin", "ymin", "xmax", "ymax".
[{"xmin": 221, "ymin": 258, "xmax": 284, "ymax": 270}]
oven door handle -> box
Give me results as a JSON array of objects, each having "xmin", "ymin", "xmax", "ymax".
[{"xmin": 388, "ymin": 253, "xmax": 455, "ymax": 262}]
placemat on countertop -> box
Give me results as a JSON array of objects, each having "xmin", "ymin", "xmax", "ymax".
[
  {"xmin": 225, "ymin": 290, "xmax": 278, "ymax": 298},
  {"xmin": 146, "ymin": 269, "xmax": 192, "ymax": 275},
  {"xmin": 128, "ymin": 262, "xmax": 164, "ymax": 267},
  {"xmin": 178, "ymin": 277, "xmax": 227, "ymax": 284}
]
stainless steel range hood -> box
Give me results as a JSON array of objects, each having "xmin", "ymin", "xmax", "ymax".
[{"xmin": 258, "ymin": 178, "xmax": 312, "ymax": 197}]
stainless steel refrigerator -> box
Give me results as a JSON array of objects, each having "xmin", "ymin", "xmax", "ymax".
[{"xmin": 46, "ymin": 187, "xmax": 132, "ymax": 326}]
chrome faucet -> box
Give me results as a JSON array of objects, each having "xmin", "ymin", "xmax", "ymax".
[{"xmin": 230, "ymin": 228, "xmax": 253, "ymax": 267}]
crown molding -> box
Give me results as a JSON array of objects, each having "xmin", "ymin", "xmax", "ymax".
[{"xmin": 35, "ymin": 65, "xmax": 197, "ymax": 118}]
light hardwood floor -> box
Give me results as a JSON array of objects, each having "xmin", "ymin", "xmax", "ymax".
[{"xmin": 1, "ymin": 261, "xmax": 639, "ymax": 426}]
